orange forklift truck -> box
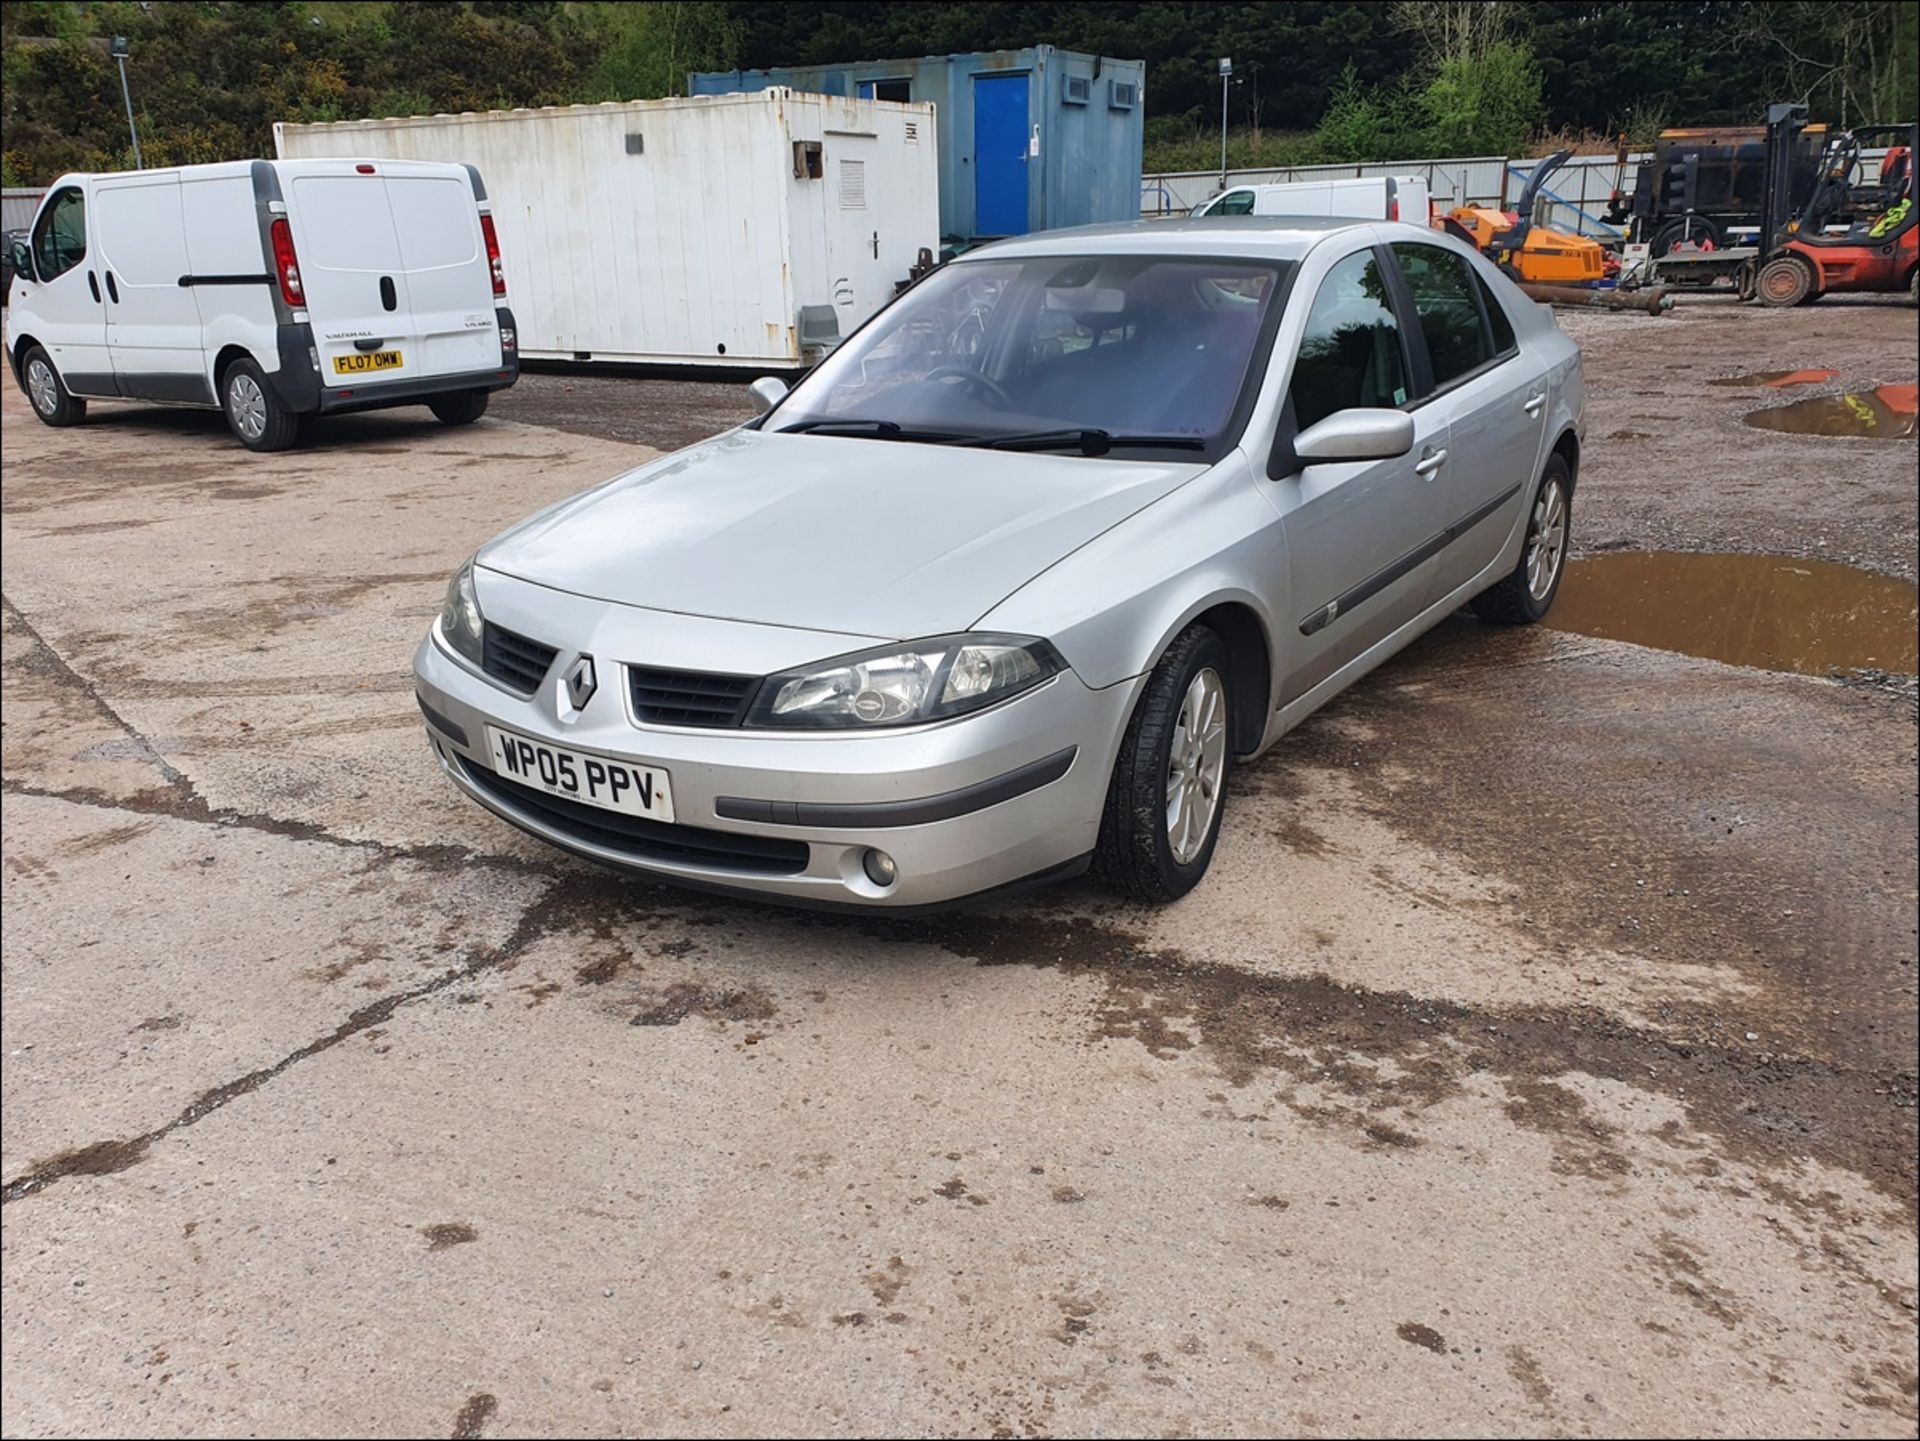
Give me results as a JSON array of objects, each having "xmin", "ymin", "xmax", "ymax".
[{"xmin": 1753, "ymin": 120, "xmax": 1918, "ymax": 306}]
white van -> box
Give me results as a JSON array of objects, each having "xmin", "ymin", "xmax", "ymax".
[
  {"xmin": 1195, "ymin": 175, "xmax": 1433, "ymax": 226},
  {"xmin": 4, "ymin": 158, "xmax": 518, "ymax": 450}
]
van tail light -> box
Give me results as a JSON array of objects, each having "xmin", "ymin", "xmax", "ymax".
[
  {"xmin": 480, "ymin": 213, "xmax": 506, "ymax": 296},
  {"xmin": 1389, "ymin": 197, "xmax": 1400, "ymax": 222},
  {"xmin": 269, "ymin": 218, "xmax": 304, "ymax": 307}
]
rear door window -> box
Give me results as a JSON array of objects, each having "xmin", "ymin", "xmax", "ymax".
[
  {"xmin": 1477, "ymin": 272, "xmax": 1518, "ymax": 353},
  {"xmin": 1288, "ymin": 248, "xmax": 1409, "ymax": 430},
  {"xmin": 384, "ymin": 177, "xmax": 479, "ymax": 272},
  {"xmin": 1390, "ymin": 242, "xmax": 1496, "ymax": 387},
  {"xmin": 32, "ymin": 187, "xmax": 87, "ymax": 280}
]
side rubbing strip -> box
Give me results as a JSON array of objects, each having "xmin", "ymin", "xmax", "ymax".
[{"xmin": 1297, "ymin": 481, "xmax": 1523, "ymax": 636}]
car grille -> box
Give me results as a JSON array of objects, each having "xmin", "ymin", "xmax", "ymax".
[
  {"xmin": 627, "ymin": 666, "xmax": 760, "ymax": 728},
  {"xmin": 482, "ymin": 623, "xmax": 558, "ymax": 694},
  {"xmin": 460, "ymin": 758, "xmax": 809, "ymax": 875}
]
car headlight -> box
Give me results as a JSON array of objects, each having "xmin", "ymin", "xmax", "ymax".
[
  {"xmin": 439, "ymin": 557, "xmax": 485, "ymax": 667},
  {"xmin": 745, "ymin": 634, "xmax": 1064, "ymax": 729}
]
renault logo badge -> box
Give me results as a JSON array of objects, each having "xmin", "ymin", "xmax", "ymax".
[{"xmin": 563, "ymin": 654, "xmax": 597, "ymax": 710}]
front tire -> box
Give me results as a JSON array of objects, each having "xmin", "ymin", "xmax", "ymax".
[
  {"xmin": 21, "ymin": 346, "xmax": 86, "ymax": 427},
  {"xmin": 1093, "ymin": 624, "xmax": 1232, "ymax": 904},
  {"xmin": 1472, "ymin": 454, "xmax": 1572, "ymax": 626},
  {"xmin": 222, "ymin": 358, "xmax": 299, "ymax": 451},
  {"xmin": 1756, "ymin": 256, "xmax": 1815, "ymax": 307},
  {"xmin": 428, "ymin": 389, "xmax": 489, "ymax": 426}
]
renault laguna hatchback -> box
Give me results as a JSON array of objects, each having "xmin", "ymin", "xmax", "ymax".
[
  {"xmin": 414, "ymin": 217, "xmax": 1583, "ymax": 909},
  {"xmin": 5, "ymin": 157, "xmax": 518, "ymax": 450}
]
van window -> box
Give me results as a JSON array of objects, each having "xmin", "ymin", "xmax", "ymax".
[
  {"xmin": 1289, "ymin": 249, "xmax": 1409, "ymax": 430},
  {"xmin": 32, "ymin": 187, "xmax": 86, "ymax": 281},
  {"xmin": 1211, "ymin": 190, "xmax": 1256, "ymax": 216},
  {"xmin": 1390, "ymin": 242, "xmax": 1495, "ymax": 386},
  {"xmin": 385, "ymin": 177, "xmax": 480, "ymax": 271}
]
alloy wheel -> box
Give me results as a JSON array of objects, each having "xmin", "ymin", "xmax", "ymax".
[
  {"xmin": 1526, "ymin": 477, "xmax": 1568, "ymax": 602},
  {"xmin": 1165, "ymin": 666, "xmax": 1227, "ymax": 865}
]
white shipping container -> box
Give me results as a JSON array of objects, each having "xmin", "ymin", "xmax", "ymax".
[{"xmin": 275, "ymin": 90, "xmax": 939, "ymax": 369}]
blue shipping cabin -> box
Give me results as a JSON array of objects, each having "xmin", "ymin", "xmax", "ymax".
[{"xmin": 690, "ymin": 47, "xmax": 1145, "ymax": 243}]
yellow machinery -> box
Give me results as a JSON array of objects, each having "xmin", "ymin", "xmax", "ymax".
[{"xmin": 1440, "ymin": 149, "xmax": 1610, "ymax": 284}]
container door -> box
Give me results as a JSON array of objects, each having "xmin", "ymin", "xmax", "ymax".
[
  {"xmin": 826, "ymin": 135, "xmax": 882, "ymax": 328},
  {"xmin": 283, "ymin": 166, "xmax": 416, "ymax": 389},
  {"xmin": 973, "ymin": 73, "xmax": 1030, "ymax": 236},
  {"xmin": 383, "ymin": 172, "xmax": 500, "ymax": 379},
  {"xmin": 93, "ymin": 172, "xmax": 208, "ymax": 402}
]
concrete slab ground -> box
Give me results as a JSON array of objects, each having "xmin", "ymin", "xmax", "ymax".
[{"xmin": 3, "ymin": 299, "xmax": 1916, "ymax": 1438}]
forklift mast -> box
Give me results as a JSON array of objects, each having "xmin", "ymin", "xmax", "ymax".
[{"xmin": 1757, "ymin": 103, "xmax": 1810, "ymax": 251}]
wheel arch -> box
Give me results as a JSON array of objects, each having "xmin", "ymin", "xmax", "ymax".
[
  {"xmin": 210, "ymin": 344, "xmax": 255, "ymax": 395},
  {"xmin": 1138, "ymin": 596, "xmax": 1274, "ymax": 759},
  {"xmin": 8, "ymin": 332, "xmax": 42, "ymax": 385},
  {"xmin": 1549, "ymin": 427, "xmax": 1580, "ymax": 494}
]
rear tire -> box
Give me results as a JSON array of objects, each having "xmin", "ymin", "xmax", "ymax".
[
  {"xmin": 1650, "ymin": 217, "xmax": 1722, "ymax": 257},
  {"xmin": 428, "ymin": 390, "xmax": 489, "ymax": 426},
  {"xmin": 1756, "ymin": 256, "xmax": 1816, "ymax": 307},
  {"xmin": 221, "ymin": 357, "xmax": 299, "ymax": 451},
  {"xmin": 21, "ymin": 346, "xmax": 86, "ymax": 427},
  {"xmin": 1093, "ymin": 625, "xmax": 1233, "ymax": 904},
  {"xmin": 1472, "ymin": 453, "xmax": 1572, "ymax": 626}
]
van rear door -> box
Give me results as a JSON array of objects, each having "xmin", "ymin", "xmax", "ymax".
[
  {"xmin": 279, "ymin": 161, "xmax": 498, "ymax": 389},
  {"xmin": 281, "ymin": 163, "xmax": 414, "ymax": 389},
  {"xmin": 381, "ymin": 168, "xmax": 500, "ymax": 379}
]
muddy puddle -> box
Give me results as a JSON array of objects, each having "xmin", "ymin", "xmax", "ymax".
[
  {"xmin": 1708, "ymin": 367, "xmax": 1838, "ymax": 388},
  {"xmin": 1547, "ymin": 552, "xmax": 1919, "ymax": 677},
  {"xmin": 1742, "ymin": 383, "xmax": 1918, "ymax": 439}
]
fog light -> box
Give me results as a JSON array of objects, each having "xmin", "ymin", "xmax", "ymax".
[{"xmin": 862, "ymin": 848, "xmax": 897, "ymax": 887}]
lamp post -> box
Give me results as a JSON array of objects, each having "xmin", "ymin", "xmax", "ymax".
[
  {"xmin": 1217, "ymin": 57, "xmax": 1233, "ymax": 191},
  {"xmin": 109, "ymin": 35, "xmax": 142, "ymax": 170}
]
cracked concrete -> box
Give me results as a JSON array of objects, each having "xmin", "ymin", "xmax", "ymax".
[{"xmin": 2, "ymin": 311, "xmax": 1917, "ymax": 1440}]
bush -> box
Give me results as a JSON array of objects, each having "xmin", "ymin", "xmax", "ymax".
[{"xmin": 1415, "ymin": 42, "xmax": 1543, "ymax": 157}]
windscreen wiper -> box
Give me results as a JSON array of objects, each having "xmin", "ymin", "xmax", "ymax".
[
  {"xmin": 774, "ymin": 418, "xmax": 965, "ymax": 443},
  {"xmin": 967, "ymin": 429, "xmax": 1210, "ymax": 456}
]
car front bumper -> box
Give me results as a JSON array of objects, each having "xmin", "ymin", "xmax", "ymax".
[{"xmin": 411, "ymin": 578, "xmax": 1140, "ymax": 909}]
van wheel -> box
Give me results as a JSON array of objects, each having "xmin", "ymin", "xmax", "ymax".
[
  {"xmin": 1094, "ymin": 624, "xmax": 1232, "ymax": 904},
  {"xmin": 428, "ymin": 390, "xmax": 489, "ymax": 426},
  {"xmin": 1472, "ymin": 454, "xmax": 1572, "ymax": 625},
  {"xmin": 22, "ymin": 347, "xmax": 86, "ymax": 427},
  {"xmin": 222, "ymin": 358, "xmax": 298, "ymax": 451}
]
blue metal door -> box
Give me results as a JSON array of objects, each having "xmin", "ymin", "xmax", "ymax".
[{"xmin": 973, "ymin": 73, "xmax": 1029, "ymax": 236}]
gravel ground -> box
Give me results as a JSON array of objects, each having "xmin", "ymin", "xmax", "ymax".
[{"xmin": 2, "ymin": 293, "xmax": 1916, "ymax": 1437}]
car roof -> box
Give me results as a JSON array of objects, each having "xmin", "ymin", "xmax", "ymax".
[{"xmin": 962, "ymin": 216, "xmax": 1423, "ymax": 263}]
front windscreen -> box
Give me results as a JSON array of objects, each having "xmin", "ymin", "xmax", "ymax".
[{"xmin": 769, "ymin": 253, "xmax": 1292, "ymax": 458}]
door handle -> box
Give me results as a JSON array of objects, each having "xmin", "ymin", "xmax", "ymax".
[
  {"xmin": 353, "ymin": 337, "xmax": 387, "ymax": 352},
  {"xmin": 379, "ymin": 276, "xmax": 397, "ymax": 312},
  {"xmin": 87, "ymin": 272, "xmax": 101, "ymax": 303},
  {"xmin": 1524, "ymin": 392, "xmax": 1546, "ymax": 415},
  {"xmin": 1413, "ymin": 448, "xmax": 1448, "ymax": 478},
  {"xmin": 106, "ymin": 272, "xmax": 119, "ymax": 303}
]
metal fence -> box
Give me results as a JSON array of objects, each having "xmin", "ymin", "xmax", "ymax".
[
  {"xmin": 3, "ymin": 188, "xmax": 46, "ymax": 233},
  {"xmin": 1145, "ymin": 149, "xmax": 1889, "ymax": 239}
]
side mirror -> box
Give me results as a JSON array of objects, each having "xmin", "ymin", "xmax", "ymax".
[
  {"xmin": 748, "ymin": 376, "xmax": 788, "ymax": 415},
  {"xmin": 8, "ymin": 239, "xmax": 31, "ymax": 284},
  {"xmin": 1292, "ymin": 408, "xmax": 1415, "ymax": 464}
]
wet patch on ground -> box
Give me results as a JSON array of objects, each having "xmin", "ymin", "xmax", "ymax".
[
  {"xmin": 1742, "ymin": 384, "xmax": 1918, "ymax": 439},
  {"xmin": 901, "ymin": 909, "xmax": 1917, "ymax": 1214},
  {"xmin": 1546, "ymin": 552, "xmax": 1920, "ymax": 677}
]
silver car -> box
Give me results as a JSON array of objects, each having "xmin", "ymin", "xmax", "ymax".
[{"xmin": 413, "ymin": 218, "xmax": 1583, "ymax": 909}]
